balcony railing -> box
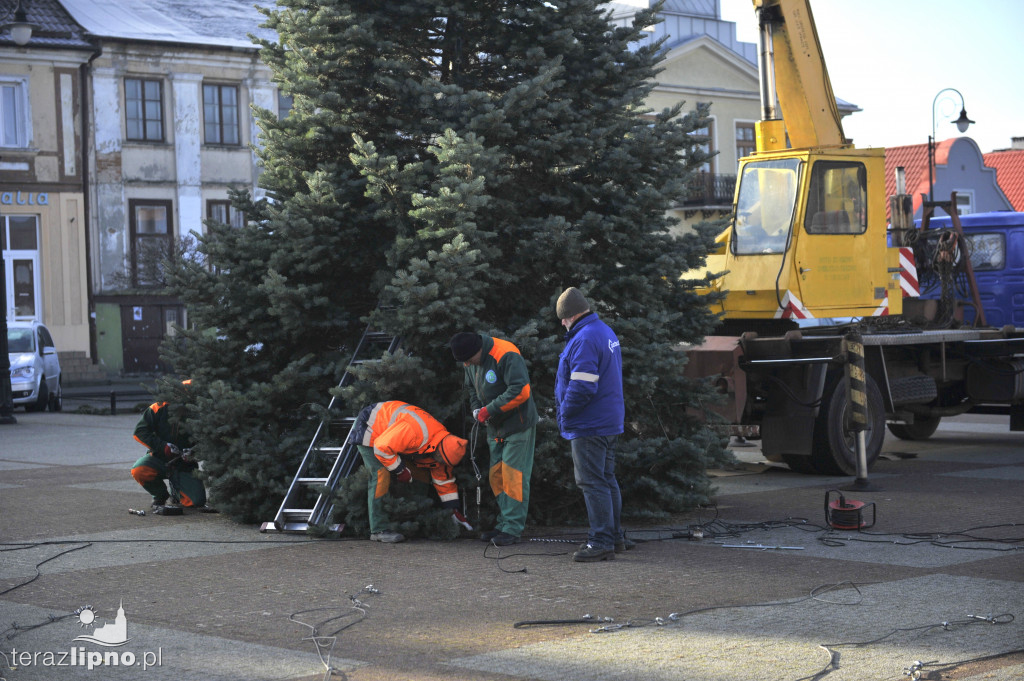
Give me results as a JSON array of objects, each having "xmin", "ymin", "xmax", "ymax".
[{"xmin": 681, "ymin": 172, "xmax": 736, "ymax": 207}]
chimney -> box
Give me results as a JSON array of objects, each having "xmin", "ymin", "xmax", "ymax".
[{"xmin": 1013, "ymin": 137, "xmax": 1024, "ymax": 150}]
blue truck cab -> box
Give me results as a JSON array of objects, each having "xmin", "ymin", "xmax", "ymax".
[{"xmin": 916, "ymin": 211, "xmax": 1024, "ymax": 327}]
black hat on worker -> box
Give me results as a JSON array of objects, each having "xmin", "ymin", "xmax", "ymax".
[{"xmin": 449, "ymin": 332, "xmax": 483, "ymax": 362}]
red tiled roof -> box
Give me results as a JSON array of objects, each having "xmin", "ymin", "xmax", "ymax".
[
  {"xmin": 882, "ymin": 140, "xmax": 955, "ymax": 221},
  {"xmin": 983, "ymin": 149, "xmax": 1024, "ymax": 211}
]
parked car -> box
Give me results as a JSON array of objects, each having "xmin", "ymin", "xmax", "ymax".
[{"xmin": 6, "ymin": 320, "xmax": 62, "ymax": 412}]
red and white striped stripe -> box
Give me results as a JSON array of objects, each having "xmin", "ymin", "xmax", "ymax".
[
  {"xmin": 774, "ymin": 291, "xmax": 813, "ymax": 320},
  {"xmin": 899, "ymin": 247, "xmax": 919, "ymax": 297}
]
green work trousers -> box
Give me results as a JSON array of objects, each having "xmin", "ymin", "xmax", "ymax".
[
  {"xmin": 486, "ymin": 426, "xmax": 535, "ymax": 537},
  {"xmin": 357, "ymin": 445, "xmax": 432, "ymax": 534},
  {"xmin": 130, "ymin": 454, "xmax": 206, "ymax": 507}
]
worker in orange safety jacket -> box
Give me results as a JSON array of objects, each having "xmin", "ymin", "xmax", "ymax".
[{"xmin": 349, "ymin": 400, "xmax": 471, "ymax": 543}]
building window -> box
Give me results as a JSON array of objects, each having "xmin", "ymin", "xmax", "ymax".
[
  {"xmin": 125, "ymin": 78, "xmax": 163, "ymax": 142},
  {"xmin": 689, "ymin": 113, "xmax": 716, "ymax": 174},
  {"xmin": 277, "ymin": 91, "xmax": 293, "ymax": 121},
  {"xmin": 955, "ymin": 191, "xmax": 974, "ymax": 216},
  {"xmin": 203, "ymin": 84, "xmax": 240, "ymax": 145},
  {"xmin": 207, "ymin": 199, "xmax": 246, "ymax": 228},
  {"xmin": 736, "ymin": 122, "xmax": 756, "ymax": 161},
  {"xmin": 0, "ymin": 77, "xmax": 29, "ymax": 148},
  {"xmin": 129, "ymin": 200, "xmax": 173, "ymax": 287}
]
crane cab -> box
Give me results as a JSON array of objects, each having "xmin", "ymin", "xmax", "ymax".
[{"xmin": 700, "ymin": 146, "xmax": 902, "ymax": 322}]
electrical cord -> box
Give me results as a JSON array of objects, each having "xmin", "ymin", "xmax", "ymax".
[
  {"xmin": 795, "ymin": 613, "xmax": 1016, "ymax": 681},
  {"xmin": 0, "ymin": 536, "xmax": 323, "ymax": 593},
  {"xmin": 288, "ymin": 586, "xmax": 380, "ymax": 681},
  {"xmin": 483, "ymin": 541, "xmax": 570, "ymax": 573},
  {"xmin": 512, "ymin": 581, "xmax": 866, "ymax": 632},
  {"xmin": 905, "ymin": 646, "xmax": 1024, "ymax": 679},
  {"xmin": 0, "ymin": 542, "xmax": 92, "ymax": 597},
  {"xmin": 817, "ymin": 522, "xmax": 1023, "ymax": 552}
]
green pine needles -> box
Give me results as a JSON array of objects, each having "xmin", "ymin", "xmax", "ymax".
[{"xmin": 160, "ymin": 0, "xmax": 732, "ymax": 531}]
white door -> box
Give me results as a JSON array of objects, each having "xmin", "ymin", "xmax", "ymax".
[{"xmin": 3, "ymin": 215, "xmax": 41, "ymax": 321}]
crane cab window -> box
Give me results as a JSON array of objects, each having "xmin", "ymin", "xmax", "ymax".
[
  {"xmin": 732, "ymin": 158, "xmax": 801, "ymax": 255},
  {"xmin": 804, "ymin": 161, "xmax": 867, "ymax": 235}
]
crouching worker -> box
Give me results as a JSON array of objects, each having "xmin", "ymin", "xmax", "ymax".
[
  {"xmin": 351, "ymin": 400, "xmax": 471, "ymax": 543},
  {"xmin": 131, "ymin": 380, "xmax": 210, "ymax": 515}
]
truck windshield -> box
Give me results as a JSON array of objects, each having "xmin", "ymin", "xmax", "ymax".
[{"xmin": 732, "ymin": 158, "xmax": 801, "ymax": 255}]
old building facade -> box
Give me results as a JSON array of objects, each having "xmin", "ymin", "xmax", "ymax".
[
  {"xmin": 2, "ymin": 0, "xmax": 276, "ymax": 376},
  {"xmin": 0, "ymin": 0, "xmax": 95, "ymax": 369}
]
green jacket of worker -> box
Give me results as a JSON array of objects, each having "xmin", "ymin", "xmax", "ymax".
[{"xmin": 462, "ymin": 335, "xmax": 538, "ymax": 438}]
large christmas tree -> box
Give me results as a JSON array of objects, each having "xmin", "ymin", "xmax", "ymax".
[{"xmin": 162, "ymin": 0, "xmax": 731, "ymax": 530}]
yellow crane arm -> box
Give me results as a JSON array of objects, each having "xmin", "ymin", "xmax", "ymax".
[{"xmin": 754, "ymin": 0, "xmax": 845, "ymax": 151}]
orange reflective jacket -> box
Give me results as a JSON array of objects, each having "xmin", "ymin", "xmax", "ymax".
[{"xmin": 361, "ymin": 401, "xmax": 462, "ymax": 506}]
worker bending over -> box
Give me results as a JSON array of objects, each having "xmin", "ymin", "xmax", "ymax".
[{"xmin": 351, "ymin": 400, "xmax": 471, "ymax": 543}]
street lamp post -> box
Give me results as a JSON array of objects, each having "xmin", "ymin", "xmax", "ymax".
[
  {"xmin": 928, "ymin": 88, "xmax": 974, "ymax": 202},
  {"xmin": 0, "ymin": 0, "xmax": 35, "ymax": 424},
  {"xmin": 1, "ymin": 216, "xmax": 16, "ymax": 424}
]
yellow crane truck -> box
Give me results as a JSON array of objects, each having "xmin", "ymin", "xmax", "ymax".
[{"xmin": 686, "ymin": 0, "xmax": 1024, "ymax": 475}]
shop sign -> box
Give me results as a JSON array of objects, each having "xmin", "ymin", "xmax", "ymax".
[{"xmin": 1, "ymin": 191, "xmax": 49, "ymax": 206}]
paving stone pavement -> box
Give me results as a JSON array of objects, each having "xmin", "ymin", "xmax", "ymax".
[{"xmin": 0, "ymin": 409, "xmax": 1021, "ymax": 681}]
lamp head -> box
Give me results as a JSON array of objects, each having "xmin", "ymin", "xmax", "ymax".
[
  {"xmin": 7, "ymin": 0, "xmax": 36, "ymax": 46},
  {"xmin": 954, "ymin": 108, "xmax": 974, "ymax": 134}
]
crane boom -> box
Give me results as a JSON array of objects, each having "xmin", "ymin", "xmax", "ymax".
[{"xmin": 754, "ymin": 0, "xmax": 845, "ymax": 151}]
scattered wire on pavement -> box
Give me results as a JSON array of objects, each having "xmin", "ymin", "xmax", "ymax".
[
  {"xmin": 483, "ymin": 541, "xmax": 570, "ymax": 573},
  {"xmin": 0, "ymin": 542, "xmax": 92, "ymax": 597},
  {"xmin": 794, "ymin": 613, "xmax": 1016, "ymax": 681},
  {"xmin": 512, "ymin": 581, "xmax": 867, "ymax": 632},
  {"xmin": 289, "ymin": 585, "xmax": 381, "ymax": 681}
]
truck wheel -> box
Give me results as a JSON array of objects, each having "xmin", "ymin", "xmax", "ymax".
[
  {"xmin": 887, "ymin": 415, "xmax": 940, "ymax": 440},
  {"xmin": 811, "ymin": 371, "xmax": 885, "ymax": 475}
]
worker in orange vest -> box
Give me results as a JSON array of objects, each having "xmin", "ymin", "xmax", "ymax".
[{"xmin": 350, "ymin": 400, "xmax": 471, "ymax": 543}]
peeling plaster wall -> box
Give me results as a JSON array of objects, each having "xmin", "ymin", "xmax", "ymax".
[
  {"xmin": 172, "ymin": 72, "xmax": 203, "ymax": 236},
  {"xmin": 90, "ymin": 66, "xmax": 127, "ymax": 291},
  {"xmin": 86, "ymin": 45, "xmax": 273, "ymax": 293},
  {"xmin": 248, "ymin": 78, "xmax": 276, "ymax": 202}
]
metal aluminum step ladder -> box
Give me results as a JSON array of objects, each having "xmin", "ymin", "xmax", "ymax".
[{"xmin": 261, "ymin": 323, "xmax": 400, "ymax": 533}]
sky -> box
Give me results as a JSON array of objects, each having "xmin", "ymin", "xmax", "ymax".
[{"xmin": 718, "ymin": 0, "xmax": 1024, "ymax": 153}]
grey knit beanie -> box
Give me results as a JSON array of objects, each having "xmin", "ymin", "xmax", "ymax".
[{"xmin": 556, "ymin": 287, "xmax": 590, "ymax": 319}]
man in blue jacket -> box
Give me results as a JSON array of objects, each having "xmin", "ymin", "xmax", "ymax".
[{"xmin": 554, "ymin": 287, "xmax": 628, "ymax": 562}]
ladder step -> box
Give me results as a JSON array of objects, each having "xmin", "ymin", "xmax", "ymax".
[
  {"xmin": 282, "ymin": 508, "xmax": 315, "ymax": 516},
  {"xmin": 267, "ymin": 318, "xmax": 400, "ymax": 532}
]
